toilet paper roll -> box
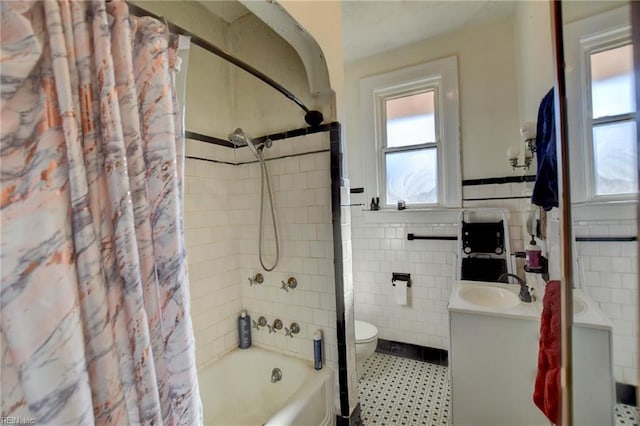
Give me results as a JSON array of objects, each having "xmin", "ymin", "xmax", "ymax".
[{"xmin": 393, "ymin": 283, "xmax": 408, "ymax": 306}]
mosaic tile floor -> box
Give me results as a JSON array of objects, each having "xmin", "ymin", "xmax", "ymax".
[
  {"xmin": 358, "ymin": 352, "xmax": 638, "ymax": 426},
  {"xmin": 617, "ymin": 403, "xmax": 639, "ymax": 425},
  {"xmin": 358, "ymin": 352, "xmax": 450, "ymax": 425}
]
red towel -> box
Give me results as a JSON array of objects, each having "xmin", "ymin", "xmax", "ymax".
[{"xmin": 533, "ymin": 280, "xmax": 561, "ymax": 424}]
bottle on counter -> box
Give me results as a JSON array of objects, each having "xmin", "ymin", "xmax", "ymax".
[{"xmin": 525, "ymin": 235, "xmax": 542, "ymax": 271}]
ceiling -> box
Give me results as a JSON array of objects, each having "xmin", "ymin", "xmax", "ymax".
[
  {"xmin": 341, "ymin": 1, "xmax": 516, "ymax": 62},
  {"xmin": 197, "ymin": 0, "xmax": 515, "ymax": 64},
  {"xmin": 198, "ymin": 0, "xmax": 250, "ymax": 24}
]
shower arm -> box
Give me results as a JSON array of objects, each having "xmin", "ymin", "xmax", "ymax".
[{"xmin": 125, "ymin": 2, "xmax": 324, "ymax": 127}]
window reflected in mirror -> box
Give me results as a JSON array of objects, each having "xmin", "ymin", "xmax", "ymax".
[{"xmin": 589, "ymin": 43, "xmax": 638, "ymax": 195}]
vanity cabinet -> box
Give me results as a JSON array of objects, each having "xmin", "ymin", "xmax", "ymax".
[
  {"xmin": 573, "ymin": 324, "xmax": 615, "ymax": 425},
  {"xmin": 449, "ymin": 281, "xmax": 614, "ymax": 426},
  {"xmin": 449, "ymin": 311, "xmax": 548, "ymax": 426}
]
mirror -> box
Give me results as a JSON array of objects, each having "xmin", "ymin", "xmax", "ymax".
[
  {"xmin": 561, "ymin": 1, "xmax": 637, "ymax": 424},
  {"xmin": 344, "ymin": 0, "xmax": 636, "ymax": 425}
]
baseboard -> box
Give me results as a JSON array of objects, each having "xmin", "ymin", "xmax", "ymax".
[
  {"xmin": 617, "ymin": 382, "xmax": 637, "ymax": 406},
  {"xmin": 376, "ymin": 339, "xmax": 448, "ymax": 366},
  {"xmin": 336, "ymin": 402, "xmax": 363, "ymax": 426},
  {"xmin": 376, "ymin": 340, "xmax": 634, "ymax": 406}
]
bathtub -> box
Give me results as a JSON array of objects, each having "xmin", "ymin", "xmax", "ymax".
[{"xmin": 198, "ymin": 346, "xmax": 334, "ymax": 425}]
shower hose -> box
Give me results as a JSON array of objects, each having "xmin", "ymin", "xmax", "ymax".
[{"xmin": 257, "ymin": 151, "xmax": 279, "ymax": 271}]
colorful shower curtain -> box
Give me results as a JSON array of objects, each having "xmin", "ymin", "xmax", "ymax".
[{"xmin": 1, "ymin": 1, "xmax": 202, "ymax": 424}]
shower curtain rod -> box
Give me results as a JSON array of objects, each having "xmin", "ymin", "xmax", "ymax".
[{"xmin": 125, "ymin": 2, "xmax": 324, "ymax": 129}]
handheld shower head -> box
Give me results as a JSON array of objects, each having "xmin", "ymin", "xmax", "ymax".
[
  {"xmin": 228, "ymin": 128, "xmax": 261, "ymax": 157},
  {"xmin": 228, "ymin": 128, "xmax": 280, "ymax": 271},
  {"xmin": 228, "ymin": 128, "xmax": 247, "ymax": 145}
]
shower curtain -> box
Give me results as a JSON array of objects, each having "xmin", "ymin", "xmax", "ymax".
[{"xmin": 1, "ymin": 1, "xmax": 202, "ymax": 424}]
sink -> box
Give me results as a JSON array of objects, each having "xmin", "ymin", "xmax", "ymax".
[
  {"xmin": 574, "ymin": 296, "xmax": 587, "ymax": 315},
  {"xmin": 458, "ymin": 286, "xmax": 520, "ymax": 309}
]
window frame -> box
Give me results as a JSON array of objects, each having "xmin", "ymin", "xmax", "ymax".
[
  {"xmin": 359, "ymin": 56, "xmax": 461, "ymax": 209},
  {"xmin": 379, "ymin": 83, "xmax": 441, "ymax": 207},
  {"xmin": 565, "ymin": 6, "xmax": 636, "ymax": 204}
]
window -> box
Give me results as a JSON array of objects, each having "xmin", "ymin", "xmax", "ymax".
[
  {"xmin": 565, "ymin": 6, "xmax": 637, "ymax": 203},
  {"xmin": 384, "ymin": 90, "xmax": 439, "ymax": 205},
  {"xmin": 360, "ymin": 57, "xmax": 461, "ymax": 208}
]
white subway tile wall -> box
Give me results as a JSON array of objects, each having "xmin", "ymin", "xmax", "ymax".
[
  {"xmin": 352, "ymin": 181, "xmax": 534, "ymax": 351},
  {"xmin": 544, "ymin": 209, "xmax": 637, "ymax": 386},
  {"xmin": 184, "ymin": 132, "xmax": 338, "ymax": 374},
  {"xmin": 236, "ymin": 133, "xmax": 339, "ymax": 369},
  {"xmin": 355, "ymin": 179, "xmax": 638, "ymax": 387},
  {"xmin": 352, "ymin": 221, "xmax": 457, "ymax": 350},
  {"xmin": 184, "ymin": 157, "xmax": 241, "ymax": 369},
  {"xmin": 574, "ymin": 220, "xmax": 638, "ymax": 386}
]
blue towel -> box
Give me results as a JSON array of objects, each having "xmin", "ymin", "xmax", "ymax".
[{"xmin": 531, "ymin": 88, "xmax": 558, "ymax": 211}]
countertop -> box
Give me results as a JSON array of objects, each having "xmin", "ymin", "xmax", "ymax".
[
  {"xmin": 449, "ymin": 277, "xmax": 613, "ymax": 330},
  {"xmin": 526, "ymin": 272, "xmax": 613, "ymax": 330},
  {"xmin": 448, "ymin": 280, "xmax": 542, "ymax": 321}
]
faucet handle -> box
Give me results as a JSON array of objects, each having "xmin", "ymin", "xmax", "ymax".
[
  {"xmin": 249, "ymin": 273, "xmax": 264, "ymax": 286},
  {"xmin": 285, "ymin": 322, "xmax": 300, "ymax": 338},
  {"xmin": 529, "ymin": 287, "xmax": 537, "ymax": 302},
  {"xmin": 253, "ymin": 316, "xmax": 267, "ymax": 330},
  {"xmin": 269, "ymin": 319, "xmax": 283, "ymax": 334},
  {"xmin": 281, "ymin": 277, "xmax": 298, "ymax": 292}
]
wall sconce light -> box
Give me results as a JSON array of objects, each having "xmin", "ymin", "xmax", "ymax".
[
  {"xmin": 506, "ymin": 146, "xmax": 534, "ymax": 170},
  {"xmin": 521, "ymin": 120, "xmax": 537, "ymax": 155},
  {"xmin": 506, "ymin": 121, "xmax": 537, "ymax": 171}
]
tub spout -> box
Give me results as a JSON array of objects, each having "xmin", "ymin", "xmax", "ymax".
[{"xmin": 271, "ymin": 367, "xmax": 282, "ymax": 383}]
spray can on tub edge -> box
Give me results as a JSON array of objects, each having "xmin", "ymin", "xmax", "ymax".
[
  {"xmin": 313, "ymin": 330, "xmax": 323, "ymax": 370},
  {"xmin": 238, "ymin": 310, "xmax": 251, "ymax": 349}
]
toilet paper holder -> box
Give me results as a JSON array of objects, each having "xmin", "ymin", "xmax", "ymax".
[{"xmin": 392, "ymin": 272, "xmax": 411, "ymax": 287}]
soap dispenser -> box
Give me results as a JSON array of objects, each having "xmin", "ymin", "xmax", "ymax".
[{"xmin": 525, "ymin": 235, "xmax": 542, "ymax": 271}]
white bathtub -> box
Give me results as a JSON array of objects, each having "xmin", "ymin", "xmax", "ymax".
[{"xmin": 198, "ymin": 347, "xmax": 334, "ymax": 426}]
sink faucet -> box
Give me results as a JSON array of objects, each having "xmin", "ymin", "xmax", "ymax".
[{"xmin": 498, "ymin": 273, "xmax": 532, "ymax": 303}]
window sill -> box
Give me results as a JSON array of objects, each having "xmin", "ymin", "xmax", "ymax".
[
  {"xmin": 572, "ymin": 198, "xmax": 638, "ymax": 223},
  {"xmin": 355, "ymin": 207, "xmax": 462, "ymax": 225},
  {"xmin": 375, "ymin": 206, "xmax": 450, "ymax": 212}
]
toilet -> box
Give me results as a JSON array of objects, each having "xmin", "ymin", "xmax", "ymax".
[{"xmin": 354, "ymin": 320, "xmax": 379, "ymax": 379}]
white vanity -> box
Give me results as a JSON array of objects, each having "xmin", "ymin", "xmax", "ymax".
[
  {"xmin": 566, "ymin": 287, "xmax": 615, "ymax": 426},
  {"xmin": 448, "ymin": 278, "xmax": 614, "ymax": 426}
]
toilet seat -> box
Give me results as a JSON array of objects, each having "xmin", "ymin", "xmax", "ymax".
[{"xmin": 355, "ymin": 320, "xmax": 378, "ymax": 343}]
